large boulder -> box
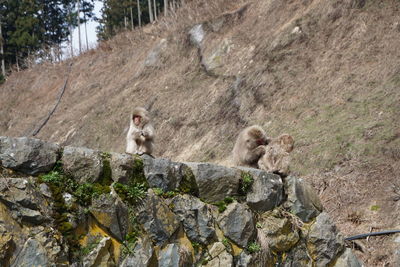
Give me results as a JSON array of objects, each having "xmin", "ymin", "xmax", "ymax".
[
  {"xmin": 11, "ymin": 238, "xmax": 49, "ymax": 267},
  {"xmin": 171, "ymin": 194, "xmax": 216, "ymax": 245},
  {"xmin": 120, "ymin": 236, "xmax": 157, "ymax": 267},
  {"xmin": 89, "ymin": 194, "xmax": 130, "ymax": 241},
  {"xmin": 185, "ymin": 162, "xmax": 240, "ymax": 202},
  {"xmin": 282, "ymin": 240, "xmax": 312, "ymax": 267},
  {"xmin": 188, "ymin": 24, "xmax": 205, "ymax": 48},
  {"xmin": 306, "ymin": 212, "xmax": 345, "ymax": 267},
  {"xmin": 0, "ymin": 136, "xmax": 59, "ymax": 175},
  {"xmin": 284, "ymin": 176, "xmax": 323, "ymax": 222},
  {"xmin": 62, "ymin": 146, "xmax": 103, "ymax": 183},
  {"xmin": 109, "ymin": 152, "xmax": 137, "ymax": 184},
  {"xmin": 237, "ymin": 167, "xmax": 283, "ymax": 212},
  {"xmin": 144, "ymin": 39, "xmax": 168, "ymax": 67},
  {"xmin": 0, "ymin": 178, "xmax": 50, "ymax": 224},
  {"xmin": 333, "ymin": 248, "xmax": 362, "ymax": 267},
  {"xmin": 218, "ymin": 202, "xmax": 255, "ymax": 248},
  {"xmin": 142, "ymin": 156, "xmax": 198, "ymax": 195},
  {"xmin": 137, "ymin": 190, "xmax": 180, "ymax": 245},
  {"xmin": 82, "ymin": 237, "xmax": 114, "ymax": 267},
  {"xmin": 259, "ymin": 210, "xmax": 300, "ymax": 252},
  {"xmin": 158, "ymin": 243, "xmax": 193, "ymax": 267}
]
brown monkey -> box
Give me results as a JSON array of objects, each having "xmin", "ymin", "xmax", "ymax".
[
  {"xmin": 258, "ymin": 134, "xmax": 294, "ymax": 175},
  {"xmin": 232, "ymin": 125, "xmax": 269, "ymax": 168},
  {"xmin": 126, "ymin": 107, "xmax": 155, "ymax": 155}
]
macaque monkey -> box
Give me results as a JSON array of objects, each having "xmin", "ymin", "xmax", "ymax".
[
  {"xmin": 126, "ymin": 107, "xmax": 155, "ymax": 155},
  {"xmin": 232, "ymin": 125, "xmax": 269, "ymax": 168},
  {"xmin": 258, "ymin": 134, "xmax": 294, "ymax": 175}
]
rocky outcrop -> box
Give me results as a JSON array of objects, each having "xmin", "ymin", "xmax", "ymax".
[{"xmin": 0, "ymin": 136, "xmax": 362, "ymax": 266}]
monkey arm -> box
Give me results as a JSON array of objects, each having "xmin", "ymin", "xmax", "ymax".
[
  {"xmin": 243, "ymin": 145, "xmax": 266, "ymax": 164},
  {"xmin": 142, "ymin": 124, "xmax": 155, "ymax": 141}
]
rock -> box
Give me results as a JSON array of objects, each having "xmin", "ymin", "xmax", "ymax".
[
  {"xmin": 202, "ymin": 38, "xmax": 234, "ymax": 73},
  {"xmin": 218, "ymin": 202, "xmax": 255, "ymax": 248},
  {"xmin": 142, "ymin": 156, "xmax": 198, "ymax": 195},
  {"xmin": 307, "ymin": 212, "xmax": 344, "ymax": 267},
  {"xmin": 171, "ymin": 194, "xmax": 216, "ymax": 245},
  {"xmin": 120, "ymin": 236, "xmax": 157, "ymax": 267},
  {"xmin": 89, "ymin": 194, "xmax": 130, "ymax": 241},
  {"xmin": 144, "ymin": 39, "xmax": 168, "ymax": 67},
  {"xmin": 11, "ymin": 238, "xmax": 49, "ymax": 267},
  {"xmin": 0, "ymin": 178, "xmax": 49, "ymax": 224},
  {"xmin": 39, "ymin": 183, "xmax": 52, "ymax": 198},
  {"xmin": 235, "ymin": 251, "xmax": 253, "ymax": 267},
  {"xmin": 82, "ymin": 236, "xmax": 114, "ymax": 267},
  {"xmin": 62, "ymin": 146, "xmax": 103, "ymax": 183},
  {"xmin": 333, "ymin": 248, "xmax": 362, "ymax": 267},
  {"xmin": 137, "ymin": 190, "xmax": 180, "ymax": 245},
  {"xmin": 0, "ymin": 136, "xmax": 59, "ymax": 175},
  {"xmin": 204, "ymin": 250, "xmax": 233, "ymax": 267},
  {"xmin": 109, "ymin": 152, "xmax": 137, "ymax": 184},
  {"xmin": 158, "ymin": 243, "xmax": 193, "ymax": 267},
  {"xmin": 284, "ymin": 176, "xmax": 323, "ymax": 222},
  {"xmin": 259, "ymin": 211, "xmax": 300, "ymax": 252},
  {"xmin": 208, "ymin": 242, "xmax": 226, "ymax": 258},
  {"xmin": 185, "ymin": 162, "xmax": 240, "ymax": 202},
  {"xmin": 0, "ymin": 232, "xmax": 14, "ymax": 265},
  {"xmin": 237, "ymin": 168, "xmax": 283, "ymax": 212},
  {"xmin": 282, "ymin": 240, "xmax": 312, "ymax": 267},
  {"xmin": 189, "ymin": 24, "xmax": 205, "ymax": 47}
]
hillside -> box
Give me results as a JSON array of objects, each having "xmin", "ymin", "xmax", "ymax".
[{"xmin": 1, "ymin": 0, "xmax": 400, "ymax": 265}]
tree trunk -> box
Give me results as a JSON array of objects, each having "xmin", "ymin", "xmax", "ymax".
[
  {"xmin": 84, "ymin": 10, "xmax": 89, "ymax": 50},
  {"xmin": 15, "ymin": 53, "xmax": 19, "ymax": 72},
  {"xmin": 153, "ymin": 0, "xmax": 157, "ymax": 20},
  {"xmin": 77, "ymin": 0, "xmax": 82, "ymax": 54},
  {"xmin": 0, "ymin": 22, "xmax": 5, "ymax": 77},
  {"xmin": 130, "ymin": 6, "xmax": 134, "ymax": 30},
  {"xmin": 70, "ymin": 26, "xmax": 73, "ymax": 57},
  {"xmin": 164, "ymin": 0, "xmax": 168, "ymax": 16},
  {"xmin": 148, "ymin": 0, "xmax": 154, "ymax": 23},
  {"xmin": 137, "ymin": 0, "xmax": 142, "ymax": 27}
]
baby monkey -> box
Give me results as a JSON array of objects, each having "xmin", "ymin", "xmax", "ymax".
[{"xmin": 126, "ymin": 107, "xmax": 155, "ymax": 155}]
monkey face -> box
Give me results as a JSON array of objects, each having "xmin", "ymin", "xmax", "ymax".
[{"xmin": 133, "ymin": 116, "xmax": 142, "ymax": 126}]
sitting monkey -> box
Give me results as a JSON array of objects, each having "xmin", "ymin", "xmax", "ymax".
[
  {"xmin": 232, "ymin": 125, "xmax": 269, "ymax": 168},
  {"xmin": 258, "ymin": 134, "xmax": 294, "ymax": 176},
  {"xmin": 126, "ymin": 107, "xmax": 155, "ymax": 155}
]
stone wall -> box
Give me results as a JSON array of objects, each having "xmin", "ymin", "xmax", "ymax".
[{"xmin": 0, "ymin": 136, "xmax": 361, "ymax": 266}]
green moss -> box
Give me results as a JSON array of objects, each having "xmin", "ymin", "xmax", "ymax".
[
  {"xmin": 153, "ymin": 187, "xmax": 164, "ymax": 196},
  {"xmin": 99, "ymin": 152, "xmax": 113, "ymax": 186},
  {"xmin": 214, "ymin": 197, "xmax": 235, "ymax": 213},
  {"xmin": 80, "ymin": 235, "xmax": 101, "ymax": 257},
  {"xmin": 114, "ymin": 182, "xmax": 148, "ymax": 206},
  {"xmin": 239, "ymin": 171, "xmax": 254, "ymax": 195},
  {"xmin": 178, "ymin": 167, "xmax": 199, "ymax": 196},
  {"xmin": 131, "ymin": 155, "xmax": 148, "ymax": 186},
  {"xmin": 247, "ymin": 242, "xmax": 261, "ymax": 254},
  {"xmin": 191, "ymin": 241, "xmax": 201, "ymax": 254},
  {"xmin": 222, "ymin": 238, "xmax": 230, "ymax": 248}
]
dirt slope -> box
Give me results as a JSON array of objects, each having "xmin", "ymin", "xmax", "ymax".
[{"xmin": 1, "ymin": 0, "xmax": 400, "ymax": 265}]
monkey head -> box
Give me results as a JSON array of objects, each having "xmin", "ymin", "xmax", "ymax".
[
  {"xmin": 246, "ymin": 126, "xmax": 268, "ymax": 148},
  {"xmin": 131, "ymin": 107, "xmax": 150, "ymax": 128},
  {"xmin": 279, "ymin": 134, "xmax": 294, "ymax": 153}
]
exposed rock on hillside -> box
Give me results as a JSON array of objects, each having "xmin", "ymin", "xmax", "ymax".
[{"xmin": 0, "ymin": 136, "xmax": 361, "ymax": 266}]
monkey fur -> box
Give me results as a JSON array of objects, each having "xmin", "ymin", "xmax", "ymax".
[
  {"xmin": 126, "ymin": 107, "xmax": 155, "ymax": 155},
  {"xmin": 232, "ymin": 125, "xmax": 269, "ymax": 168},
  {"xmin": 258, "ymin": 134, "xmax": 294, "ymax": 175}
]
